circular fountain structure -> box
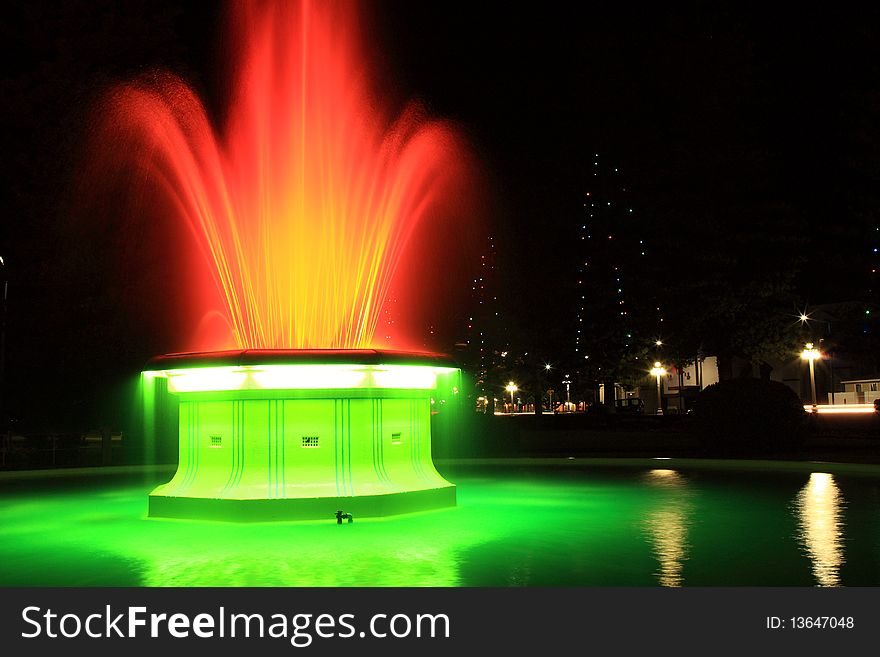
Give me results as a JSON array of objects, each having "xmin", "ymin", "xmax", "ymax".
[{"xmin": 143, "ymin": 349, "xmax": 459, "ymax": 522}]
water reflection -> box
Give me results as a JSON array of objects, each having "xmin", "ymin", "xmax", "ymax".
[
  {"xmin": 641, "ymin": 469, "xmax": 693, "ymax": 587},
  {"xmin": 139, "ymin": 540, "xmax": 464, "ymax": 586},
  {"xmin": 131, "ymin": 514, "xmax": 482, "ymax": 586},
  {"xmin": 793, "ymin": 472, "xmax": 846, "ymax": 587}
]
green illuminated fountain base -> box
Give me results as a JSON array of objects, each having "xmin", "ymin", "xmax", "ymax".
[
  {"xmin": 149, "ymin": 487, "xmax": 456, "ymax": 522},
  {"xmin": 144, "ymin": 350, "xmax": 460, "ymax": 522}
]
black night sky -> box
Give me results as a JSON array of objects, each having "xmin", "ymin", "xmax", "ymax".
[{"xmin": 2, "ymin": 1, "xmax": 879, "ymax": 431}]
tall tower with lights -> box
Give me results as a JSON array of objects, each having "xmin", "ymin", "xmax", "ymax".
[
  {"xmin": 573, "ymin": 155, "xmax": 660, "ymax": 400},
  {"xmin": 458, "ymin": 234, "xmax": 506, "ymax": 407}
]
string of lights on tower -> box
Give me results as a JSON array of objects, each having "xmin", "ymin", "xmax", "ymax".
[
  {"xmin": 460, "ymin": 234, "xmax": 501, "ymax": 396},
  {"xmin": 868, "ymin": 224, "xmax": 878, "ymax": 334},
  {"xmin": 870, "ymin": 225, "xmax": 878, "ymax": 298},
  {"xmin": 574, "ymin": 154, "xmax": 663, "ymax": 388}
]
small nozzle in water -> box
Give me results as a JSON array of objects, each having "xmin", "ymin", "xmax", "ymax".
[{"xmin": 335, "ymin": 510, "xmax": 353, "ymax": 524}]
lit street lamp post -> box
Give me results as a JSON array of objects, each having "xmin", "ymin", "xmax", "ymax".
[
  {"xmin": 505, "ymin": 381, "xmax": 518, "ymax": 414},
  {"xmin": 801, "ymin": 342, "xmax": 821, "ymax": 410},
  {"xmin": 800, "ymin": 313, "xmax": 834, "ymax": 404},
  {"xmin": 650, "ymin": 362, "xmax": 666, "ymax": 416}
]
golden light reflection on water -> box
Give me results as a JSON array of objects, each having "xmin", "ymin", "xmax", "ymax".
[
  {"xmin": 793, "ymin": 472, "xmax": 846, "ymax": 587},
  {"xmin": 641, "ymin": 469, "xmax": 693, "ymax": 587}
]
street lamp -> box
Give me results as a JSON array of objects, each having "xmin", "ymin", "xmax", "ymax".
[
  {"xmin": 799, "ymin": 312, "xmax": 834, "ymax": 404},
  {"xmin": 650, "ymin": 361, "xmax": 666, "ymax": 415},
  {"xmin": 801, "ymin": 342, "xmax": 821, "ymax": 409},
  {"xmin": 505, "ymin": 381, "xmax": 518, "ymax": 413},
  {"xmin": 542, "ymin": 364, "xmax": 552, "ymax": 413}
]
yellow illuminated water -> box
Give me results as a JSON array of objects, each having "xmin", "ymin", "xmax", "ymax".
[
  {"xmin": 641, "ymin": 469, "xmax": 693, "ymax": 587},
  {"xmin": 792, "ymin": 472, "xmax": 846, "ymax": 587}
]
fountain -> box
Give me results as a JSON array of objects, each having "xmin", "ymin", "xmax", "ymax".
[
  {"xmin": 143, "ymin": 349, "xmax": 460, "ymax": 521},
  {"xmin": 91, "ymin": 0, "xmax": 474, "ymax": 520},
  {"xmin": 8, "ymin": 1, "xmax": 880, "ymax": 593}
]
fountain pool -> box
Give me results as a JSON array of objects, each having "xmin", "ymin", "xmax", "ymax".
[{"xmin": 2, "ymin": 458, "xmax": 878, "ymax": 587}]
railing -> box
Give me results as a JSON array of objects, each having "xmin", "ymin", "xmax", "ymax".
[{"xmin": 0, "ymin": 432, "xmax": 130, "ymax": 470}]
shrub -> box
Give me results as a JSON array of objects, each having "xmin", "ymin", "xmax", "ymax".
[{"xmin": 692, "ymin": 378, "xmax": 806, "ymax": 455}]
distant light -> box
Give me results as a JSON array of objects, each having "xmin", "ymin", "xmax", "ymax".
[{"xmin": 655, "ymin": 340, "xmax": 663, "ymax": 346}]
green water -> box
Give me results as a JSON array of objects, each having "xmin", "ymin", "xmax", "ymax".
[{"xmin": 1, "ymin": 459, "xmax": 879, "ymax": 586}]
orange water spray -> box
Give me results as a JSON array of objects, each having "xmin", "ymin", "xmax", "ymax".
[{"xmin": 90, "ymin": 0, "xmax": 473, "ymax": 350}]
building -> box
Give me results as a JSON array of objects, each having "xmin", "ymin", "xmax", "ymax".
[{"xmin": 832, "ymin": 379, "xmax": 880, "ymax": 405}]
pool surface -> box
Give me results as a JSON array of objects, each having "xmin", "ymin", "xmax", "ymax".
[{"xmin": 1, "ymin": 459, "xmax": 879, "ymax": 586}]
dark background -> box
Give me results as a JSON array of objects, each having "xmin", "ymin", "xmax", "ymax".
[{"xmin": 1, "ymin": 1, "xmax": 879, "ymax": 431}]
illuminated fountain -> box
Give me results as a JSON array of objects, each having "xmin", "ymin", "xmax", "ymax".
[
  {"xmin": 144, "ymin": 349, "xmax": 460, "ymax": 521},
  {"xmin": 92, "ymin": 0, "xmax": 474, "ymax": 520}
]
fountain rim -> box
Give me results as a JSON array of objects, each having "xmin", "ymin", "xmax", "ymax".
[{"xmin": 144, "ymin": 348, "xmax": 458, "ymax": 371}]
